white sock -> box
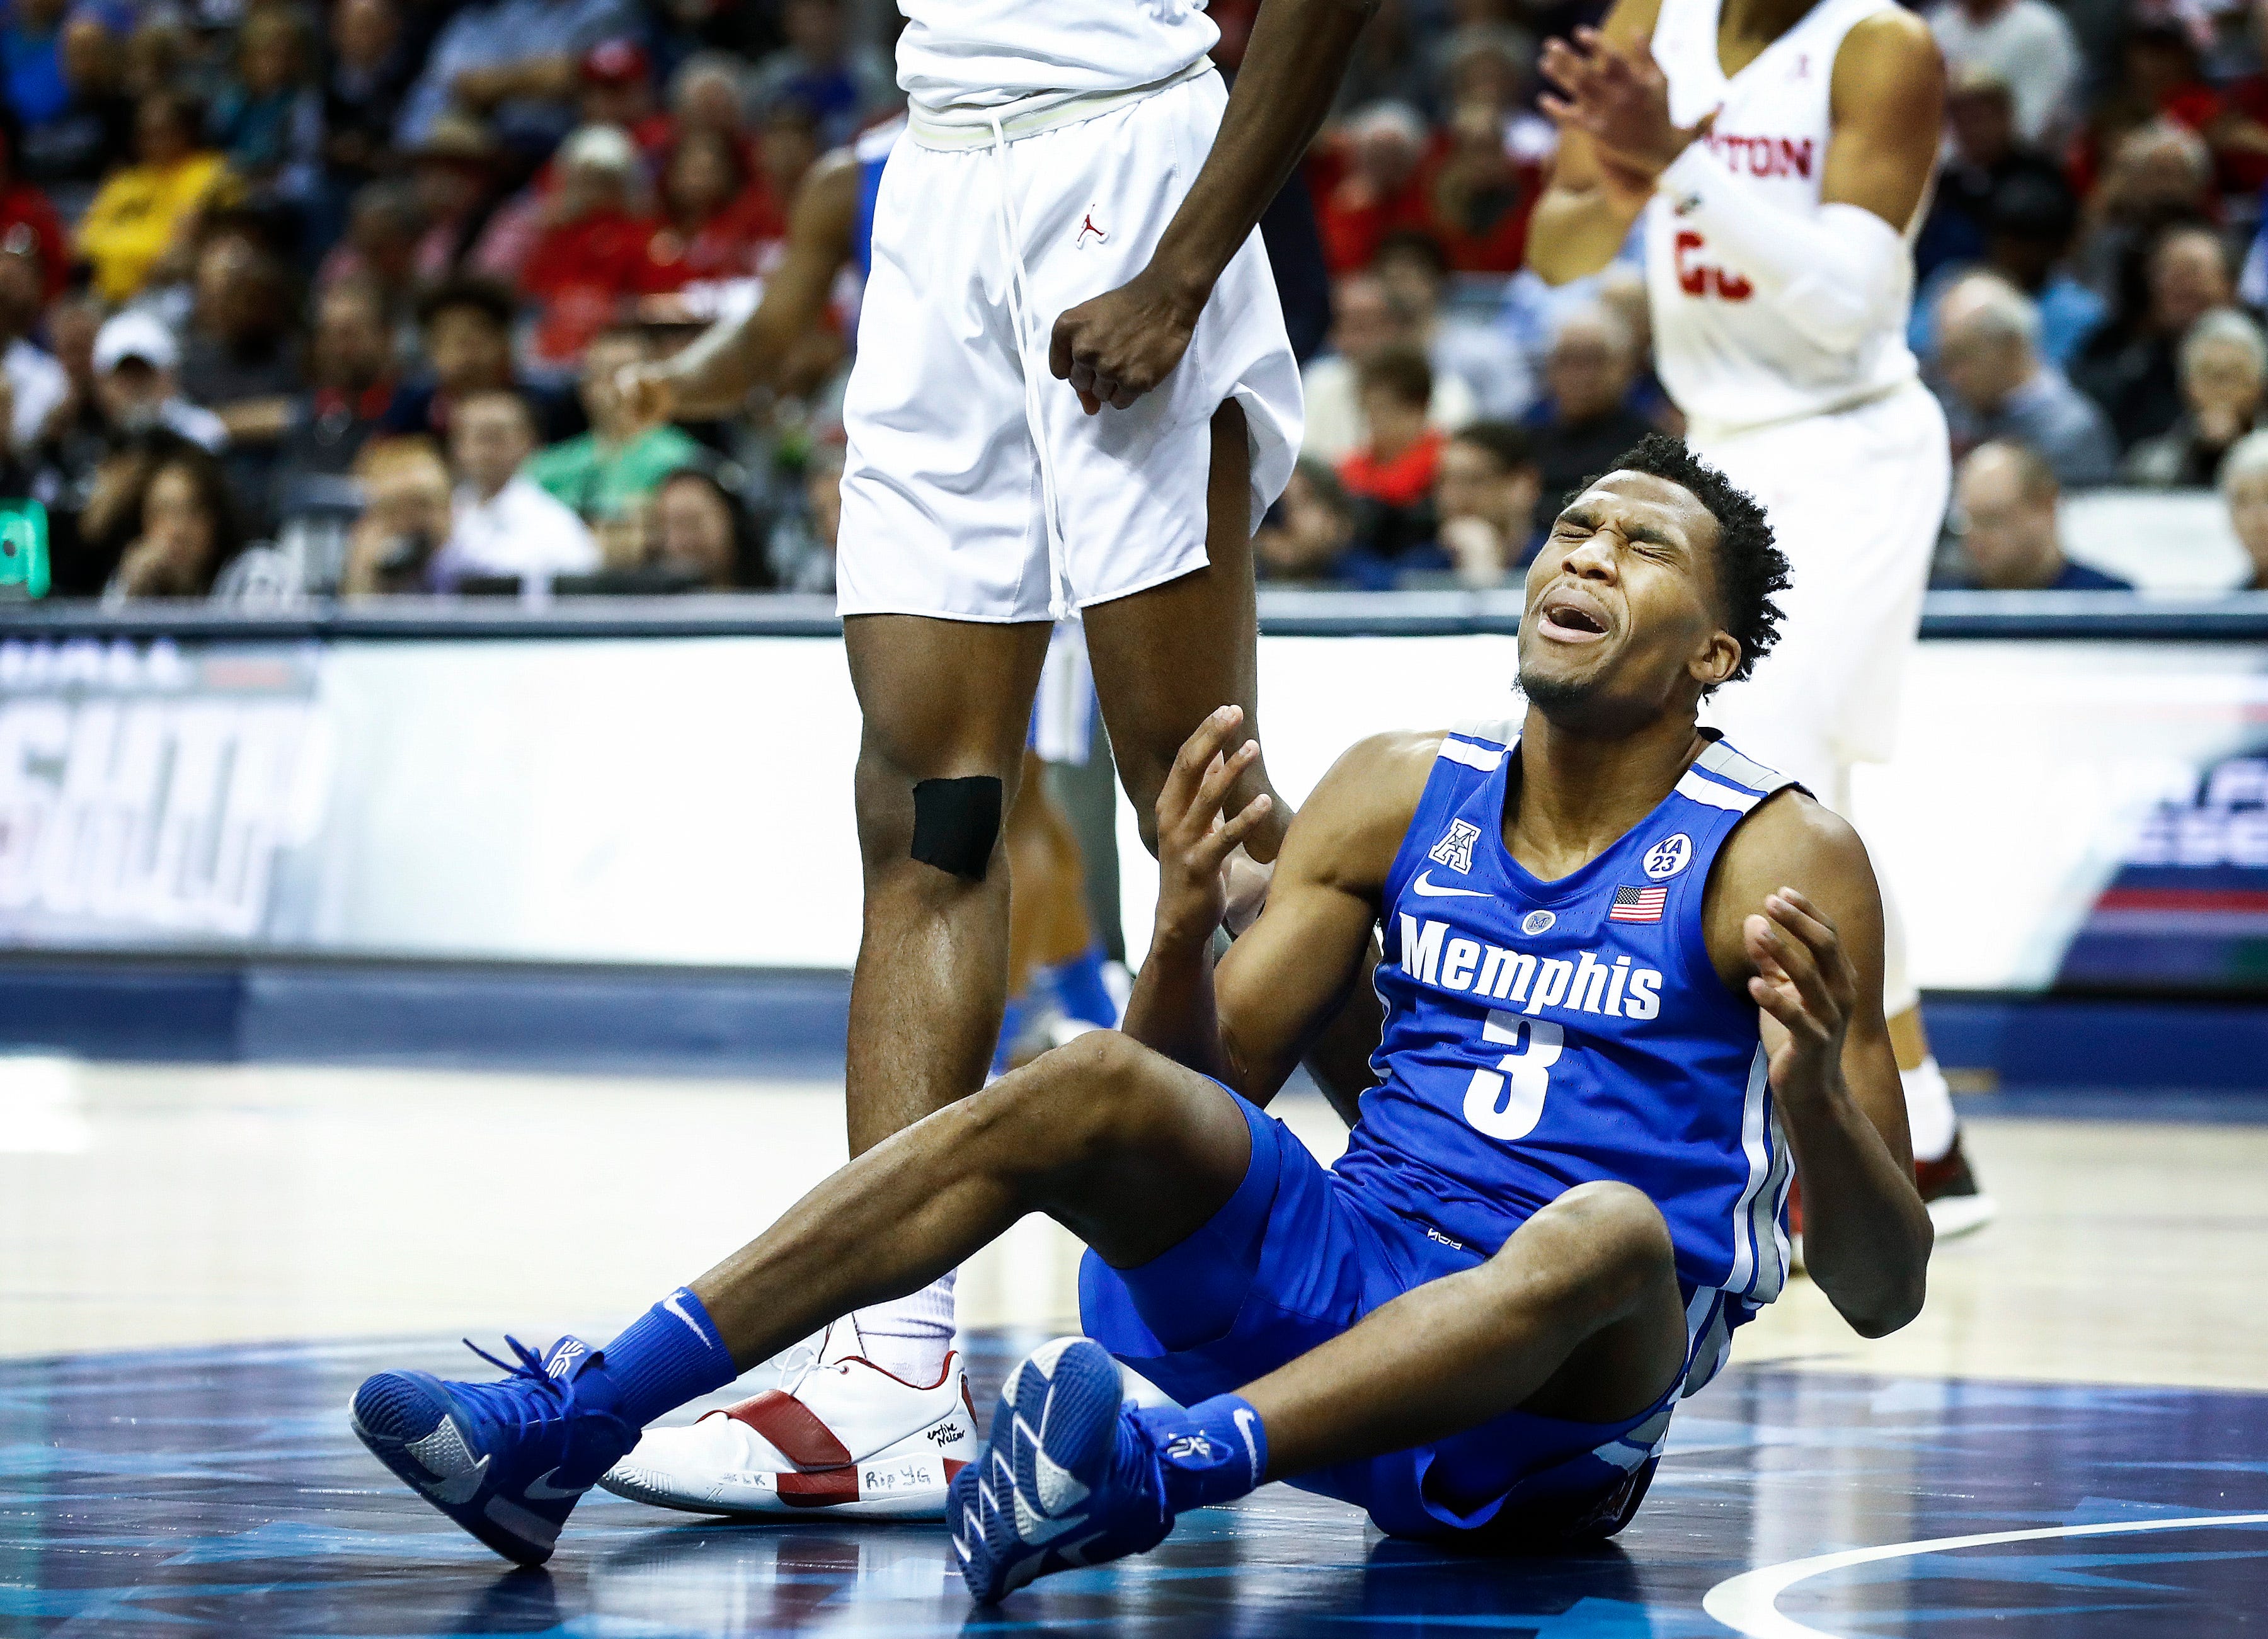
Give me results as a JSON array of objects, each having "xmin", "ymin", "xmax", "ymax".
[
  {"xmin": 853, "ymin": 1271, "xmax": 956, "ymax": 1385},
  {"xmin": 1901, "ymin": 1055, "xmax": 1957, "ymax": 1165}
]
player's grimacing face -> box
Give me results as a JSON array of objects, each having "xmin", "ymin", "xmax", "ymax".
[{"xmin": 1518, "ymin": 472, "xmax": 1731, "ymax": 717}]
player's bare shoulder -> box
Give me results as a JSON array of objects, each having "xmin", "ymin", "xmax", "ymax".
[
  {"xmin": 1598, "ymin": 0, "xmax": 1667, "ymax": 49},
  {"xmin": 1284, "ymin": 730, "xmax": 1450, "ymax": 901},
  {"xmin": 1700, "ymin": 785, "xmax": 1884, "ymax": 991},
  {"xmin": 1833, "ymin": 7, "xmax": 1947, "ymax": 120}
]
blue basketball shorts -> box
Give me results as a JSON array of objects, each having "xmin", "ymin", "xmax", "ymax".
[{"xmin": 1079, "ymin": 1091, "xmax": 1710, "ymax": 1543}]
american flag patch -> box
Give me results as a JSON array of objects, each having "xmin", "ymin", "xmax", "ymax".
[{"xmin": 1609, "ymin": 886, "xmax": 1668, "ymax": 923}]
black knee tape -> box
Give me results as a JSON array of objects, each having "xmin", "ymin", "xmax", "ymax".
[{"xmin": 910, "ymin": 775, "xmax": 1002, "ymax": 881}]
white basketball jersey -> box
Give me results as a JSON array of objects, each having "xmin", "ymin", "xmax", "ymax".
[
  {"xmin": 896, "ymin": 0, "xmax": 1219, "ymax": 118},
  {"xmin": 1642, "ymin": 0, "xmax": 1923, "ymax": 433}
]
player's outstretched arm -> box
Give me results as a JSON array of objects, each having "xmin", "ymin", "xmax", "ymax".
[
  {"xmin": 1048, "ymin": 0, "xmax": 1378, "ymax": 414},
  {"xmin": 1525, "ymin": 0, "xmax": 1666, "ymax": 285},
  {"xmin": 1122, "ymin": 716, "xmax": 1431, "ymax": 1102},
  {"xmin": 1705, "ymin": 794, "xmax": 1932, "ymax": 1337},
  {"xmin": 619, "ymin": 154, "xmax": 862, "ymax": 423}
]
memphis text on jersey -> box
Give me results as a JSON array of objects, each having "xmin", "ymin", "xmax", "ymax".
[{"xmin": 1398, "ymin": 913, "xmax": 1663, "ymax": 1021}]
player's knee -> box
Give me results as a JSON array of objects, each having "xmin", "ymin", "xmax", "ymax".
[
  {"xmin": 1528, "ymin": 1182, "xmax": 1677, "ymax": 1315},
  {"xmin": 854, "ymin": 742, "xmax": 1010, "ymax": 881},
  {"xmin": 1006, "ymin": 1030, "xmax": 1162, "ymax": 1155}
]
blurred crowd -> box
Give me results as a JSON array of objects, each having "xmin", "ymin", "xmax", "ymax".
[{"xmin": 4, "ymin": 0, "xmax": 2268, "ymax": 602}]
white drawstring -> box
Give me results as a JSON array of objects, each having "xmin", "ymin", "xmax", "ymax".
[{"xmin": 987, "ymin": 111, "xmax": 1070, "ymax": 622}]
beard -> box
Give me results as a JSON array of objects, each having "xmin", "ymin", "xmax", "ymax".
[{"xmin": 1515, "ymin": 660, "xmax": 1593, "ymax": 719}]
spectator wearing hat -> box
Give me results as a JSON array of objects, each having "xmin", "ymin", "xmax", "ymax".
[
  {"xmin": 746, "ymin": 0, "xmax": 893, "ymax": 147},
  {"xmin": 89, "ymin": 312, "xmax": 226, "ymax": 452},
  {"xmin": 521, "ymin": 123, "xmax": 660, "ymax": 362},
  {"xmin": 2123, "ymin": 309, "xmax": 2268, "ymax": 489},
  {"xmin": 392, "ymin": 115, "xmax": 525, "ymax": 283},
  {"xmin": 322, "ymin": 0, "xmax": 416, "ymax": 191},
  {"xmin": 76, "ymin": 91, "xmax": 239, "ymax": 302},
  {"xmin": 1949, "ymin": 440, "xmax": 2131, "ymax": 591},
  {"xmin": 396, "ymin": 0, "xmax": 642, "ymax": 153},
  {"xmin": 1932, "ymin": 271, "xmax": 2115, "ymax": 484},
  {"xmin": 525, "ymin": 326, "xmax": 702, "ymax": 520},
  {"xmin": 580, "ymin": 39, "xmax": 672, "ymax": 163}
]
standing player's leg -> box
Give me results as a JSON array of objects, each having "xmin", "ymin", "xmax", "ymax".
[{"xmin": 1083, "ymin": 404, "xmax": 1291, "ymax": 864}]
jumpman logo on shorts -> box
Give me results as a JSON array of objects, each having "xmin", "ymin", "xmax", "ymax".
[{"xmin": 1077, "ymin": 208, "xmax": 1108, "ymax": 249}]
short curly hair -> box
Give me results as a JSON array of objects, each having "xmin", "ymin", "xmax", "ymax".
[{"xmin": 1574, "ymin": 433, "xmax": 1790, "ymax": 687}]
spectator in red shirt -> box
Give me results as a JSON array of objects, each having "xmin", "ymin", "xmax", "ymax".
[
  {"xmin": 579, "ymin": 38, "xmax": 673, "ymax": 166},
  {"xmin": 639, "ymin": 127, "xmax": 769, "ymax": 292},
  {"xmin": 1339, "ymin": 344, "xmax": 1445, "ymax": 561},
  {"xmin": 522, "ymin": 122, "xmax": 659, "ymax": 362},
  {"xmin": 1314, "ymin": 101, "xmax": 1433, "ymax": 273},
  {"xmin": 0, "ymin": 115, "xmax": 71, "ymax": 306}
]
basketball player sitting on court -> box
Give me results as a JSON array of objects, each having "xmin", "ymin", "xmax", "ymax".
[{"xmin": 348, "ymin": 437, "xmax": 1932, "ymax": 1596}]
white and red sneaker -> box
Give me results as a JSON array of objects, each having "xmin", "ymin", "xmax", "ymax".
[{"xmin": 597, "ymin": 1323, "xmax": 976, "ymax": 1521}]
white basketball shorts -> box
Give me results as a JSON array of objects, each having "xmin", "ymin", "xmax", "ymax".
[
  {"xmin": 836, "ymin": 67, "xmax": 1303, "ymax": 624},
  {"xmin": 1694, "ymin": 381, "xmax": 1950, "ymax": 808}
]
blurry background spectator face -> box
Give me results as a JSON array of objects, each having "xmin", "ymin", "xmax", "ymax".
[
  {"xmin": 120, "ymin": 455, "xmax": 232, "ymax": 595},
  {"xmin": 2180, "ymin": 310, "xmax": 2268, "ymax": 442},
  {"xmin": 1256, "ymin": 460, "xmax": 1356, "ymax": 582},
  {"xmin": 450, "ymin": 392, "xmax": 536, "ymax": 496},
  {"xmin": 2220, "ymin": 429, "xmax": 2268, "ymax": 589},
  {"xmin": 93, "ymin": 316, "xmax": 180, "ymax": 428},
  {"xmin": 238, "ymin": 8, "xmax": 306, "ymax": 97},
  {"xmin": 653, "ymin": 468, "xmax": 739, "ymax": 587},
  {"xmin": 123, "ymin": 21, "xmax": 187, "ymax": 101},
  {"xmin": 1327, "ymin": 274, "xmax": 1403, "ymax": 368},
  {"xmin": 1348, "ymin": 103, "xmax": 1425, "ymax": 195},
  {"xmin": 783, "ymin": 0, "xmax": 845, "ymax": 64},
  {"xmin": 579, "ymin": 328, "xmax": 649, "ymax": 435},
  {"xmin": 314, "ymin": 282, "xmax": 392, "ymax": 391},
  {"xmin": 1436, "ymin": 423, "xmax": 1540, "ymax": 542},
  {"xmin": 334, "ymin": 0, "xmax": 400, "ymax": 71},
  {"xmin": 1947, "ymin": 71, "xmax": 2016, "ymax": 167},
  {"xmin": 581, "ymin": 40, "xmax": 654, "ymax": 129},
  {"xmin": 420, "ymin": 287, "xmax": 513, "ymax": 397},
  {"xmin": 1986, "ymin": 171, "xmax": 2078, "ymax": 291},
  {"xmin": 50, "ymin": 294, "xmax": 102, "ymax": 395},
  {"xmin": 758, "ymin": 103, "xmax": 822, "ymax": 201},
  {"xmin": 666, "ymin": 129, "xmax": 742, "ymax": 224},
  {"xmin": 345, "ymin": 180, "xmax": 424, "ymax": 289},
  {"xmin": 0, "ymin": 239, "xmax": 41, "ymax": 343},
  {"xmin": 1372, "ymin": 232, "xmax": 1448, "ymax": 329},
  {"xmin": 554, "ymin": 123, "xmax": 638, "ymax": 221},
  {"xmin": 134, "ymin": 91, "xmax": 197, "ymax": 168},
  {"xmin": 195, "ymin": 236, "xmax": 277, "ymax": 348},
  {"xmin": 1595, "ymin": 265, "xmax": 1655, "ymax": 372},
  {"xmin": 2150, "ymin": 226, "xmax": 2233, "ymax": 333},
  {"xmin": 2110, "ymin": 121, "xmax": 2211, "ymax": 220},
  {"xmin": 358, "ymin": 437, "xmax": 453, "ymax": 543},
  {"xmin": 1356, "ymin": 344, "xmax": 1433, "ymax": 457},
  {"xmin": 671, "ymin": 59, "xmax": 748, "ymax": 140},
  {"xmin": 1443, "ymin": 30, "xmax": 1526, "ymax": 118},
  {"xmin": 1544, "ymin": 307, "xmax": 1635, "ymax": 423},
  {"xmin": 1952, "ymin": 441, "xmax": 2063, "ymax": 588},
  {"xmin": 60, "ymin": 15, "xmax": 117, "ymax": 96},
  {"xmin": 1935, "ymin": 273, "xmax": 2038, "ymax": 414}
]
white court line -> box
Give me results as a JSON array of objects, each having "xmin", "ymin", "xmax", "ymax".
[{"xmin": 1702, "ymin": 1512, "xmax": 2268, "ymax": 1638}]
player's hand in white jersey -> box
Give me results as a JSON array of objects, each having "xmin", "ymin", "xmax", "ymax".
[
  {"xmin": 1743, "ymin": 886, "xmax": 1859, "ymax": 1105},
  {"xmin": 1538, "ymin": 25, "xmax": 1709, "ymax": 189},
  {"xmin": 1151, "ymin": 705, "xmax": 1274, "ymax": 949},
  {"xmin": 1050, "ymin": 269, "xmax": 1201, "ymax": 416}
]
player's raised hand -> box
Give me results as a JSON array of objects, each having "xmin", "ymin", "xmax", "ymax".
[
  {"xmin": 1539, "ymin": 26, "xmax": 1711, "ymax": 181},
  {"xmin": 1152, "ymin": 705, "xmax": 1274, "ymax": 949},
  {"xmin": 1744, "ymin": 887, "xmax": 1858, "ymax": 1102},
  {"xmin": 1050, "ymin": 266, "xmax": 1201, "ymax": 415}
]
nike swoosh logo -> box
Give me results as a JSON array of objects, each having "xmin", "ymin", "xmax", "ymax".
[
  {"xmin": 523, "ymin": 1467, "xmax": 588, "ymax": 1502},
  {"xmin": 1232, "ymin": 1410, "xmax": 1262, "ymax": 1486},
  {"xmin": 423, "ymin": 1453, "xmax": 490, "ymax": 1505},
  {"xmin": 1410, "ymin": 871, "xmax": 1487, "ymax": 898},
  {"xmin": 662, "ymin": 1291, "xmax": 709, "ymax": 1344}
]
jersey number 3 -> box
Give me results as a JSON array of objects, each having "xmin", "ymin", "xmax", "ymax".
[{"xmin": 1463, "ymin": 1012, "xmax": 1564, "ymax": 1141}]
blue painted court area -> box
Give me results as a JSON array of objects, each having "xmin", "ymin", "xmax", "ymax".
[{"xmin": 3, "ymin": 1331, "xmax": 2264, "ymax": 1638}]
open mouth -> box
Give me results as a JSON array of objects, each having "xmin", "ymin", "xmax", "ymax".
[{"xmin": 1535, "ymin": 589, "xmax": 1612, "ymax": 643}]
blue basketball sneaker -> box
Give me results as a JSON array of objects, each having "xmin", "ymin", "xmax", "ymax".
[
  {"xmin": 948, "ymin": 1337, "xmax": 1173, "ymax": 1601},
  {"xmin": 350, "ymin": 1335, "xmax": 636, "ymax": 1566}
]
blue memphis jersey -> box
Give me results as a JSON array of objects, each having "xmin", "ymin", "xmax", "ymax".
[
  {"xmin": 1333, "ymin": 720, "xmax": 1802, "ymax": 1315},
  {"xmin": 849, "ymin": 115, "xmax": 902, "ymax": 280}
]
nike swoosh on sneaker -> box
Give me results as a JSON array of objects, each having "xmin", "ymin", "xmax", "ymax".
[
  {"xmin": 1410, "ymin": 871, "xmax": 1488, "ymax": 898},
  {"xmin": 523, "ymin": 1467, "xmax": 589, "ymax": 1502}
]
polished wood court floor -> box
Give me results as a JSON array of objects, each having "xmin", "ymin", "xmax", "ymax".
[{"xmin": 3, "ymin": 1057, "xmax": 2265, "ymax": 1636}]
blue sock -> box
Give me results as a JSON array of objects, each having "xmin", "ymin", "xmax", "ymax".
[
  {"xmin": 992, "ymin": 993, "xmax": 1030, "ymax": 1077},
  {"xmin": 1131, "ymin": 1394, "xmax": 1268, "ymax": 1512},
  {"xmin": 596, "ymin": 1288, "xmax": 737, "ymax": 1429},
  {"xmin": 1046, "ymin": 947, "xmax": 1118, "ymax": 1029}
]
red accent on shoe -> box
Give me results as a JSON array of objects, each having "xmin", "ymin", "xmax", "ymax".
[
  {"xmin": 944, "ymin": 1458, "xmax": 966, "ymax": 1482},
  {"xmin": 726, "ymin": 1391, "xmax": 854, "ymax": 1468},
  {"xmin": 1785, "ymin": 1174, "xmax": 1803, "ymax": 1236},
  {"xmin": 775, "ymin": 1466, "xmax": 860, "ymax": 1506}
]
